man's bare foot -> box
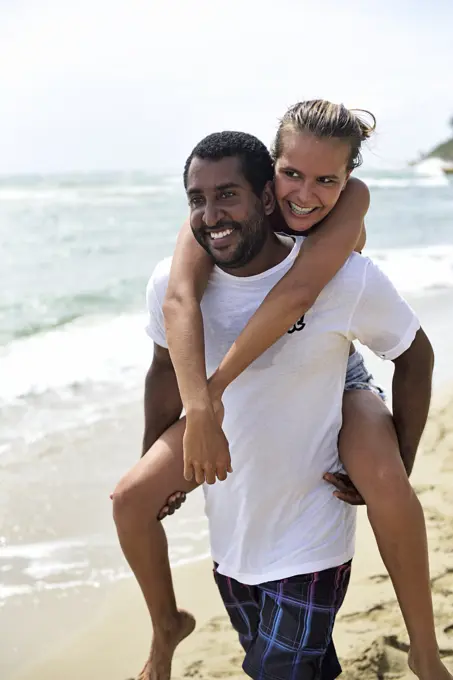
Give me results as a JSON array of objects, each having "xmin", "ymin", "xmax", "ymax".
[
  {"xmin": 157, "ymin": 491, "xmax": 187, "ymax": 521},
  {"xmin": 137, "ymin": 609, "xmax": 196, "ymax": 680},
  {"xmin": 408, "ymin": 649, "xmax": 453, "ymax": 680}
]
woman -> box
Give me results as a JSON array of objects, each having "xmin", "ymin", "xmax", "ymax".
[{"xmin": 113, "ymin": 101, "xmax": 450, "ymax": 680}]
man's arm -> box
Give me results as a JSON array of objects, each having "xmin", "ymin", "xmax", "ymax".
[
  {"xmin": 391, "ymin": 328, "xmax": 434, "ymax": 475},
  {"xmin": 142, "ymin": 343, "xmax": 183, "ymax": 457}
]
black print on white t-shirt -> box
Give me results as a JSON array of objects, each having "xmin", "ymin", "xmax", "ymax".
[{"xmin": 287, "ymin": 315, "xmax": 306, "ymax": 334}]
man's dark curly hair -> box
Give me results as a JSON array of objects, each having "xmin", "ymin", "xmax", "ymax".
[{"xmin": 184, "ymin": 131, "xmax": 274, "ymax": 197}]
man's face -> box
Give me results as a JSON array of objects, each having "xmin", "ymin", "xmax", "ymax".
[{"xmin": 186, "ymin": 156, "xmax": 271, "ymax": 269}]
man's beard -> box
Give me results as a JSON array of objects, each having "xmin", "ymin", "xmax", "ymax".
[{"xmin": 192, "ymin": 211, "xmax": 268, "ymax": 270}]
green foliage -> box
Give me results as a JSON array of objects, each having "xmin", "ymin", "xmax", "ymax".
[{"xmin": 426, "ymin": 137, "xmax": 453, "ymax": 161}]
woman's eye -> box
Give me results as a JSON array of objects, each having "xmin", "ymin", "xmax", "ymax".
[
  {"xmin": 284, "ymin": 170, "xmax": 299, "ymax": 179},
  {"xmin": 318, "ymin": 177, "xmax": 335, "ymax": 185}
]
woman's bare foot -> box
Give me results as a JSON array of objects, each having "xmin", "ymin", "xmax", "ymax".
[
  {"xmin": 137, "ymin": 609, "xmax": 196, "ymax": 680},
  {"xmin": 408, "ymin": 649, "xmax": 453, "ymax": 680}
]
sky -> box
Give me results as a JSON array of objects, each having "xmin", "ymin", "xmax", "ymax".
[{"xmin": 0, "ymin": 0, "xmax": 452, "ymax": 174}]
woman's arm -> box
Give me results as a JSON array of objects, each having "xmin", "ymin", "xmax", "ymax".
[
  {"xmin": 163, "ymin": 222, "xmax": 232, "ymax": 485},
  {"xmin": 209, "ymin": 177, "xmax": 370, "ymax": 394},
  {"xmin": 164, "ymin": 220, "xmax": 212, "ymax": 413}
]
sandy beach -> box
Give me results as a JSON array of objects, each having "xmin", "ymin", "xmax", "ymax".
[{"xmin": 10, "ymin": 389, "xmax": 453, "ymax": 680}]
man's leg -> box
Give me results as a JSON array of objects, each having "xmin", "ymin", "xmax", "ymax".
[
  {"xmin": 112, "ymin": 416, "xmax": 198, "ymax": 680},
  {"xmin": 236, "ymin": 563, "xmax": 351, "ymax": 680},
  {"xmin": 213, "ymin": 564, "xmax": 261, "ymax": 655},
  {"xmin": 339, "ymin": 390, "xmax": 452, "ymax": 680}
]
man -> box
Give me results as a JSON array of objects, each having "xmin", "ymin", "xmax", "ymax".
[{"xmin": 113, "ymin": 131, "xmax": 433, "ymax": 680}]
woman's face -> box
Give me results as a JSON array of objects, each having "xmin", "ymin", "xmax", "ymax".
[{"xmin": 274, "ymin": 130, "xmax": 352, "ymax": 232}]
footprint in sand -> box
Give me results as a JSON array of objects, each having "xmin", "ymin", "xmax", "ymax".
[
  {"xmin": 184, "ymin": 659, "xmax": 204, "ymax": 677},
  {"xmin": 342, "ymin": 635, "xmax": 411, "ymax": 679},
  {"xmin": 341, "ymin": 603, "xmax": 386, "ymax": 622},
  {"xmin": 209, "ymin": 655, "xmax": 244, "ymax": 679},
  {"xmin": 199, "ymin": 615, "xmax": 231, "ymax": 633},
  {"xmin": 344, "ymin": 634, "xmax": 453, "ymax": 679},
  {"xmin": 369, "ymin": 574, "xmax": 391, "ymax": 584}
]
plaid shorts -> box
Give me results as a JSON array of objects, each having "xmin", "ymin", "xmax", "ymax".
[{"xmin": 213, "ymin": 561, "xmax": 352, "ymax": 680}]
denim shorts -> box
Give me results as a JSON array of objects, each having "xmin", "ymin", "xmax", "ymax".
[{"xmin": 345, "ymin": 350, "xmax": 385, "ymax": 401}]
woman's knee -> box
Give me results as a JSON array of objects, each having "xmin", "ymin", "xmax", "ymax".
[
  {"xmin": 112, "ymin": 466, "xmax": 160, "ymax": 528},
  {"xmin": 348, "ymin": 454, "xmax": 415, "ymax": 512},
  {"xmin": 339, "ymin": 389, "xmax": 415, "ymax": 503},
  {"xmin": 371, "ymin": 457, "xmax": 413, "ymax": 497}
]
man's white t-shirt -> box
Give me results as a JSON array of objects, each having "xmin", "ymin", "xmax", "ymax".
[{"xmin": 146, "ymin": 237, "xmax": 420, "ymax": 585}]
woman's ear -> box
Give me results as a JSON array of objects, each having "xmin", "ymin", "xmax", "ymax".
[{"xmin": 261, "ymin": 180, "xmax": 276, "ymax": 215}]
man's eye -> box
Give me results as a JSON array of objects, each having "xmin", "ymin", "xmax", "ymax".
[
  {"xmin": 220, "ymin": 191, "xmax": 235, "ymax": 199},
  {"xmin": 284, "ymin": 170, "xmax": 299, "ymax": 179},
  {"xmin": 189, "ymin": 196, "xmax": 203, "ymax": 207},
  {"xmin": 318, "ymin": 177, "xmax": 335, "ymax": 185}
]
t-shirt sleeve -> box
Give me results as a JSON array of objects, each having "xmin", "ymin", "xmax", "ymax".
[
  {"xmin": 145, "ymin": 273, "xmax": 168, "ymax": 348},
  {"xmin": 348, "ymin": 259, "xmax": 420, "ymax": 360}
]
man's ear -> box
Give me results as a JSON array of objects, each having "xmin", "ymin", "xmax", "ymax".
[{"xmin": 261, "ymin": 180, "xmax": 276, "ymax": 215}]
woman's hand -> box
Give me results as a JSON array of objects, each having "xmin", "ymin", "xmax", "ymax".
[{"xmin": 183, "ymin": 397, "xmax": 232, "ymax": 485}]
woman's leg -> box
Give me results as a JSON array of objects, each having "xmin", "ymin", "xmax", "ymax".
[
  {"xmin": 112, "ymin": 416, "xmax": 199, "ymax": 680},
  {"xmin": 338, "ymin": 389, "xmax": 451, "ymax": 680}
]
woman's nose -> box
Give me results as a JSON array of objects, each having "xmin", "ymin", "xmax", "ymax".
[{"xmin": 294, "ymin": 181, "xmax": 313, "ymax": 205}]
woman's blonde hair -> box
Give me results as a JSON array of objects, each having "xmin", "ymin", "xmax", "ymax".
[{"xmin": 271, "ymin": 99, "xmax": 376, "ymax": 171}]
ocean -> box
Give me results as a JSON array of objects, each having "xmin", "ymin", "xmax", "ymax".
[{"xmin": 1, "ymin": 166, "xmax": 453, "ymax": 674}]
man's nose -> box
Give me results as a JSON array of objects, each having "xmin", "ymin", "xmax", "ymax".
[{"xmin": 203, "ymin": 201, "xmax": 222, "ymax": 227}]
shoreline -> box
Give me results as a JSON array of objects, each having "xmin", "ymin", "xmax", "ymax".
[{"xmin": 10, "ymin": 392, "xmax": 453, "ymax": 680}]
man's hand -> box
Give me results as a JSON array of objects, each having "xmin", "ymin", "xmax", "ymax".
[
  {"xmin": 183, "ymin": 401, "xmax": 232, "ymax": 485},
  {"xmin": 157, "ymin": 491, "xmax": 187, "ymax": 520},
  {"xmin": 323, "ymin": 472, "xmax": 365, "ymax": 506}
]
